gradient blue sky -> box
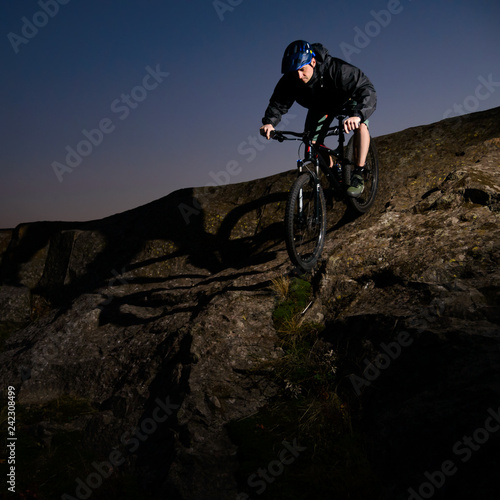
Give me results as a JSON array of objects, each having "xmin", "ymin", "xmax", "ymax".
[{"xmin": 1, "ymin": 0, "xmax": 499, "ymax": 228}]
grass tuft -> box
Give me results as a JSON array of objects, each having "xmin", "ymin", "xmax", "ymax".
[{"xmin": 228, "ymin": 275, "xmax": 381, "ymax": 498}]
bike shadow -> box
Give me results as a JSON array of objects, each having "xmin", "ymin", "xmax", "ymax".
[
  {"xmin": 214, "ymin": 190, "xmax": 288, "ymax": 268},
  {"xmin": 1, "ymin": 170, "xmax": 358, "ymax": 326},
  {"xmin": 0, "ymin": 175, "xmax": 289, "ymax": 307}
]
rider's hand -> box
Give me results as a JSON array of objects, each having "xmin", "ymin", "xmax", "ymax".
[
  {"xmin": 344, "ymin": 116, "xmax": 361, "ymax": 133},
  {"xmin": 260, "ymin": 124, "xmax": 275, "ymax": 140}
]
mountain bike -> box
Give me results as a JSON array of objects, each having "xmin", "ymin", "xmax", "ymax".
[{"xmin": 272, "ymin": 113, "xmax": 379, "ymax": 271}]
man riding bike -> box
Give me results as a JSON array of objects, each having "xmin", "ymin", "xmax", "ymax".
[{"xmin": 260, "ymin": 40, "xmax": 377, "ymax": 197}]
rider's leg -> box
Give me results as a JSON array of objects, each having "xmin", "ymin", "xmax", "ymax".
[
  {"xmin": 317, "ymin": 145, "xmax": 333, "ymax": 168},
  {"xmin": 304, "ymin": 111, "xmax": 334, "ymax": 167},
  {"xmin": 347, "ymin": 122, "xmax": 370, "ymax": 198},
  {"xmin": 354, "ymin": 122, "xmax": 370, "ymax": 167}
]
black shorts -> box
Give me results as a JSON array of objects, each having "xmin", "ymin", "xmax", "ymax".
[{"xmin": 304, "ymin": 108, "xmax": 369, "ymax": 143}]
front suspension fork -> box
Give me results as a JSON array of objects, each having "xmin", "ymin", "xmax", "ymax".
[{"xmin": 297, "ymin": 160, "xmax": 321, "ymax": 223}]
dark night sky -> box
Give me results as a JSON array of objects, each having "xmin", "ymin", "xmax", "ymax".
[{"xmin": 1, "ymin": 0, "xmax": 499, "ymax": 227}]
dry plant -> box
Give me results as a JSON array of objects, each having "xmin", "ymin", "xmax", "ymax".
[{"xmin": 269, "ymin": 275, "xmax": 291, "ymax": 301}]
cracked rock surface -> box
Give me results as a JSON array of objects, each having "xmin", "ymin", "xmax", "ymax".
[{"xmin": 1, "ymin": 107, "xmax": 499, "ymax": 499}]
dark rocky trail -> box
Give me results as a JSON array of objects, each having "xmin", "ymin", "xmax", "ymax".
[{"xmin": 1, "ymin": 107, "xmax": 499, "ymax": 499}]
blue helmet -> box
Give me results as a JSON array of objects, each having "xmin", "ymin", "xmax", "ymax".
[{"xmin": 281, "ymin": 40, "xmax": 316, "ymax": 74}]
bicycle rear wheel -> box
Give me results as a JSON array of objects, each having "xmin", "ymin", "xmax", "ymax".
[
  {"xmin": 285, "ymin": 173, "xmax": 327, "ymax": 271},
  {"xmin": 344, "ymin": 135, "xmax": 379, "ymax": 213}
]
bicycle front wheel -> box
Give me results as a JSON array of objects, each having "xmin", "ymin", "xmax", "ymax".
[{"xmin": 285, "ymin": 173, "xmax": 327, "ymax": 271}]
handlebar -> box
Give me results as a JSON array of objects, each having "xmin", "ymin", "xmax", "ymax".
[
  {"xmin": 270, "ymin": 126, "xmax": 342, "ymax": 142},
  {"xmin": 264, "ymin": 103, "xmax": 353, "ymax": 142},
  {"xmin": 270, "ymin": 130, "xmax": 305, "ymax": 142}
]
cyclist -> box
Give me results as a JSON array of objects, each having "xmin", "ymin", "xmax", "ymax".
[{"xmin": 260, "ymin": 40, "xmax": 377, "ymax": 197}]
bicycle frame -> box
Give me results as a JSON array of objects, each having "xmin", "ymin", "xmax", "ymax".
[
  {"xmin": 275, "ymin": 112, "xmax": 349, "ymax": 193},
  {"xmin": 271, "ymin": 111, "xmax": 379, "ymax": 270}
]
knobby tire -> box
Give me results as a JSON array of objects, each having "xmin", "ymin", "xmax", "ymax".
[
  {"xmin": 344, "ymin": 135, "xmax": 379, "ymax": 213},
  {"xmin": 285, "ymin": 173, "xmax": 327, "ymax": 271}
]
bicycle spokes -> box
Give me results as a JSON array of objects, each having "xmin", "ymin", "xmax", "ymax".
[{"xmin": 285, "ymin": 174, "xmax": 326, "ymax": 270}]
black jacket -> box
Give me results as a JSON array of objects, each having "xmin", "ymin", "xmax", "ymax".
[{"xmin": 262, "ymin": 43, "xmax": 377, "ymax": 126}]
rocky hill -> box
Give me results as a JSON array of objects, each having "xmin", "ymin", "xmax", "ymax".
[{"xmin": 1, "ymin": 107, "xmax": 499, "ymax": 500}]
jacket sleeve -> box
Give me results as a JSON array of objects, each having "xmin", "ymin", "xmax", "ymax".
[
  {"xmin": 331, "ymin": 60, "xmax": 377, "ymax": 121},
  {"xmin": 262, "ymin": 76, "xmax": 296, "ymax": 126}
]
